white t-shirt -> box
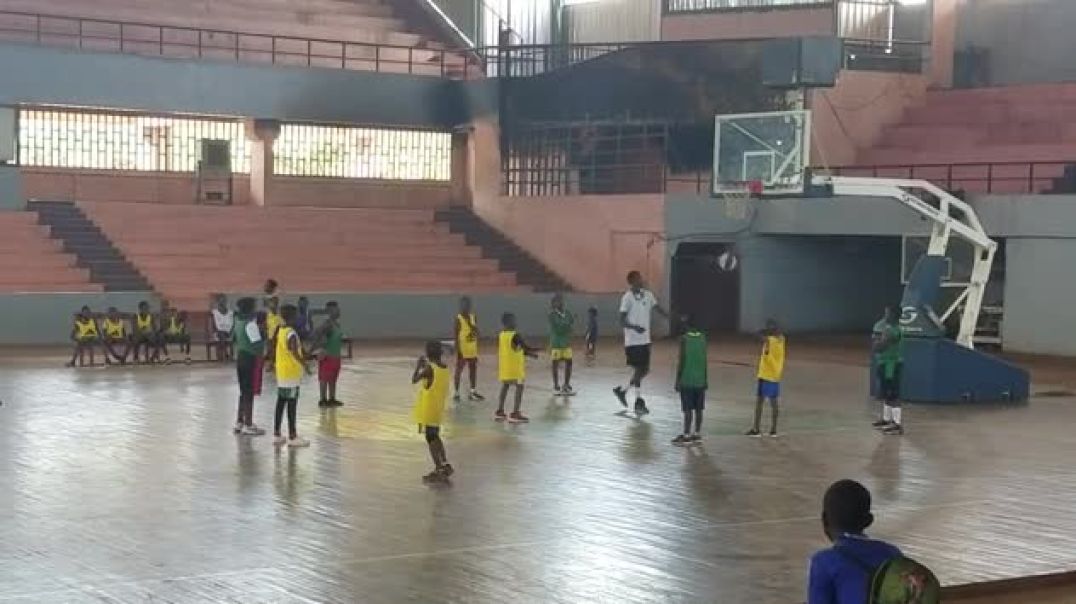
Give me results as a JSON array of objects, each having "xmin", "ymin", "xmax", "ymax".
[
  {"xmin": 212, "ymin": 308, "xmax": 235, "ymax": 333},
  {"xmin": 620, "ymin": 288, "xmax": 658, "ymax": 347}
]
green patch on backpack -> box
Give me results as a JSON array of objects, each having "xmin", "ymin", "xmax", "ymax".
[{"xmin": 869, "ymin": 556, "xmax": 941, "ymax": 604}]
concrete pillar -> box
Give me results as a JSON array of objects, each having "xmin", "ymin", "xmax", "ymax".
[
  {"xmin": 929, "ymin": 0, "xmax": 959, "ymax": 89},
  {"xmin": 244, "ymin": 119, "xmax": 281, "ymax": 207}
]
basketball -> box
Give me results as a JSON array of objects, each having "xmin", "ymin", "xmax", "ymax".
[{"xmin": 716, "ymin": 250, "xmax": 739, "ymax": 272}]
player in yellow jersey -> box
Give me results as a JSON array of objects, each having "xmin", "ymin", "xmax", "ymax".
[
  {"xmin": 273, "ymin": 304, "xmax": 311, "ymax": 448},
  {"xmin": 264, "ymin": 296, "xmax": 282, "ymax": 369},
  {"xmin": 453, "ymin": 296, "xmax": 485, "ymax": 402},
  {"xmin": 160, "ymin": 307, "xmax": 192, "ymax": 364},
  {"xmin": 131, "ymin": 300, "xmax": 159, "ymax": 364},
  {"xmin": 412, "ymin": 340, "xmax": 455, "ymax": 483},
  {"xmin": 495, "ymin": 312, "xmax": 540, "ymax": 423},
  {"xmin": 746, "ymin": 319, "xmax": 786, "ymax": 438},
  {"xmin": 67, "ymin": 305, "xmax": 100, "ymax": 367},
  {"xmin": 101, "ymin": 306, "xmax": 130, "ymax": 365}
]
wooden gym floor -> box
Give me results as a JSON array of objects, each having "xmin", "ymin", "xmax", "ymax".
[{"xmin": 1, "ymin": 339, "xmax": 1076, "ymax": 603}]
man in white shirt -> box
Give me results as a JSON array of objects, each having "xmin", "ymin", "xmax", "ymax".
[
  {"xmin": 615, "ymin": 271, "xmax": 667, "ymax": 415},
  {"xmin": 210, "ymin": 293, "xmax": 235, "ymax": 362}
]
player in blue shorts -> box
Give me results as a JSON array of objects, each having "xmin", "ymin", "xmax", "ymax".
[{"xmin": 746, "ymin": 319, "xmax": 786, "ymax": 438}]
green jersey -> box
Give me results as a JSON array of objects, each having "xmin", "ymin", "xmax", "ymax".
[
  {"xmin": 322, "ymin": 321, "xmax": 343, "ymax": 357},
  {"xmin": 877, "ymin": 323, "xmax": 903, "ymax": 377},
  {"xmin": 678, "ymin": 330, "xmax": 708, "ymax": 389},
  {"xmin": 233, "ymin": 318, "xmax": 264, "ymax": 357},
  {"xmin": 549, "ymin": 309, "xmax": 574, "ymax": 349}
]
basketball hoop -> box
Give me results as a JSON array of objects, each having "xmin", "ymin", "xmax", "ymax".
[{"xmin": 719, "ymin": 180, "xmax": 763, "ymax": 220}]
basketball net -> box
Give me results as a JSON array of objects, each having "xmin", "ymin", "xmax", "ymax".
[{"xmin": 720, "ymin": 180, "xmax": 762, "ymax": 220}]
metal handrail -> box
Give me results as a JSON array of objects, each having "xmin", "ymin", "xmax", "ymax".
[
  {"xmin": 821, "ymin": 161, "xmax": 1076, "ymax": 195},
  {"xmin": 0, "ymin": 8, "xmax": 478, "ymax": 78}
]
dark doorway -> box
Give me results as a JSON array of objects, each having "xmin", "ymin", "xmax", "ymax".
[{"xmin": 671, "ymin": 242, "xmax": 740, "ymax": 334}]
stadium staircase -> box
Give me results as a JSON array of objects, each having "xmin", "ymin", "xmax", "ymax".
[
  {"xmin": 30, "ymin": 201, "xmax": 152, "ymax": 292},
  {"xmin": 434, "ymin": 207, "xmax": 571, "ymax": 293},
  {"xmin": 0, "ymin": 208, "xmax": 99, "ymax": 292}
]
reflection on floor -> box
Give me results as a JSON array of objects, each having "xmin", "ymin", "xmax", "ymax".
[{"xmin": 2, "ymin": 341, "xmax": 1076, "ymax": 603}]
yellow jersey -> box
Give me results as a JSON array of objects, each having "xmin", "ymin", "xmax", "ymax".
[
  {"xmin": 266, "ymin": 311, "xmax": 282, "ymax": 340},
  {"xmin": 135, "ymin": 313, "xmax": 154, "ymax": 334},
  {"xmin": 456, "ymin": 313, "xmax": 478, "ymax": 359},
  {"xmin": 75, "ymin": 317, "xmax": 98, "ymax": 339},
  {"xmin": 413, "ymin": 363, "xmax": 450, "ymax": 428},
  {"xmin": 275, "ymin": 326, "xmax": 303, "ymax": 386},
  {"xmin": 757, "ymin": 334, "xmax": 786, "ymax": 382},
  {"xmin": 165, "ymin": 316, "xmax": 185, "ymax": 336},
  {"xmin": 498, "ymin": 329, "xmax": 525, "ymax": 383},
  {"xmin": 103, "ymin": 318, "xmax": 126, "ymax": 339}
]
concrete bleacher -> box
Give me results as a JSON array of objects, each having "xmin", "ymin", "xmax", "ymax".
[
  {"xmin": 0, "ymin": 211, "xmax": 100, "ymax": 292},
  {"xmin": 79, "ymin": 203, "xmax": 525, "ymax": 311},
  {"xmin": 856, "ymin": 83, "xmax": 1076, "ymax": 193},
  {"xmin": 0, "ymin": 0, "xmax": 471, "ymax": 75}
]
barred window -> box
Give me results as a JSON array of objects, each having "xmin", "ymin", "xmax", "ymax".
[
  {"xmin": 665, "ymin": 0, "xmax": 830, "ymax": 12},
  {"xmin": 17, "ymin": 108, "xmax": 251, "ymax": 173},
  {"xmin": 274, "ymin": 124, "xmax": 451, "ymax": 181}
]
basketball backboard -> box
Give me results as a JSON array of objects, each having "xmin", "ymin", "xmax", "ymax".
[{"xmin": 713, "ymin": 110, "xmax": 810, "ymax": 196}]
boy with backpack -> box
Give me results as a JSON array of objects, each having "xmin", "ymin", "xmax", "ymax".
[{"xmin": 808, "ymin": 479, "xmax": 939, "ymax": 604}]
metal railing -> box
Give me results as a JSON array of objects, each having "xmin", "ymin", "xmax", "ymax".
[
  {"xmin": 822, "ymin": 161, "xmax": 1076, "ymax": 195},
  {"xmin": 474, "ymin": 42, "xmax": 634, "ymax": 78},
  {"xmin": 0, "ymin": 9, "xmax": 479, "ymax": 78}
]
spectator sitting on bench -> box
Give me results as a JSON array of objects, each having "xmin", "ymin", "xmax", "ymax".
[
  {"xmin": 161, "ymin": 306, "xmax": 192, "ymax": 364},
  {"xmin": 101, "ymin": 306, "xmax": 131, "ymax": 365},
  {"xmin": 209, "ymin": 293, "xmax": 235, "ymax": 361},
  {"xmin": 132, "ymin": 300, "xmax": 160, "ymax": 364},
  {"xmin": 67, "ymin": 305, "xmax": 100, "ymax": 367}
]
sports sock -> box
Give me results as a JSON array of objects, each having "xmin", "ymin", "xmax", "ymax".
[
  {"xmin": 891, "ymin": 407, "xmax": 902, "ymax": 425},
  {"xmin": 882, "ymin": 405, "xmax": 893, "ymax": 422},
  {"xmin": 627, "ymin": 386, "xmax": 638, "ymax": 402}
]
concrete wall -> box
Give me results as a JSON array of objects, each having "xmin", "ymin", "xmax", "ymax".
[
  {"xmin": 0, "ymin": 165, "xmax": 23, "ymax": 209},
  {"xmin": 664, "ymin": 194, "xmax": 902, "ymax": 334},
  {"xmin": 957, "ymin": 0, "xmax": 1076, "ymax": 86},
  {"xmin": 0, "ymin": 292, "xmax": 160, "ymax": 345},
  {"xmin": 0, "ymin": 43, "xmax": 459, "ymax": 127},
  {"xmin": 1003, "ymin": 239, "xmax": 1076, "ymax": 356}
]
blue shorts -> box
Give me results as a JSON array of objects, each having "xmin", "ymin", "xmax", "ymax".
[{"xmin": 757, "ymin": 379, "xmax": 780, "ymax": 399}]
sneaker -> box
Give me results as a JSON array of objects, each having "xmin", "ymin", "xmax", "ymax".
[
  {"xmin": 439, "ymin": 463, "xmax": 455, "ymax": 478},
  {"xmin": 233, "ymin": 422, "xmax": 244, "ymax": 434},
  {"xmin": 328, "ymin": 399, "xmax": 344, "ymax": 407},
  {"xmin": 494, "ymin": 409, "xmax": 507, "ymax": 422},
  {"xmin": 288, "ymin": 437, "xmax": 310, "ymax": 448},
  {"xmin": 318, "ymin": 399, "xmax": 330, "ymax": 408},
  {"xmin": 422, "ymin": 470, "xmax": 445, "ymax": 483},
  {"xmin": 241, "ymin": 425, "xmax": 266, "ymax": 436},
  {"xmin": 185, "ymin": 357, "xmax": 192, "ymax": 365},
  {"xmin": 768, "ymin": 430, "xmax": 779, "ymax": 438},
  {"xmin": 469, "ymin": 390, "xmax": 485, "ymax": 402},
  {"xmin": 453, "ymin": 392, "xmax": 461, "ymax": 402},
  {"xmin": 553, "ymin": 386, "xmax": 562, "ymax": 395},
  {"xmin": 561, "ymin": 386, "xmax": 576, "ymax": 396},
  {"xmin": 672, "ymin": 434, "xmax": 691, "ymax": 446},
  {"xmin": 634, "ymin": 398, "xmax": 650, "ymax": 416},
  {"xmin": 508, "ymin": 412, "xmax": 530, "ymax": 424},
  {"xmin": 273, "ymin": 435, "xmax": 287, "ymax": 446},
  {"xmin": 882, "ymin": 424, "xmax": 905, "ymax": 436},
  {"xmin": 613, "ymin": 387, "xmax": 628, "ymax": 407},
  {"xmin": 689, "ymin": 434, "xmax": 702, "ymax": 443},
  {"xmin": 744, "ymin": 429, "xmax": 762, "ymax": 438},
  {"xmin": 872, "ymin": 419, "xmax": 891, "ymax": 428}
]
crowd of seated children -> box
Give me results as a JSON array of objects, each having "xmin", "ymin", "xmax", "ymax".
[{"xmin": 67, "ymin": 301, "xmax": 193, "ymax": 367}]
